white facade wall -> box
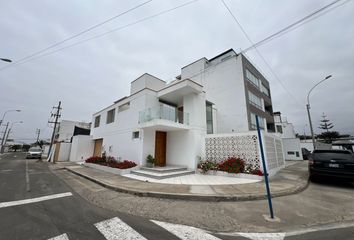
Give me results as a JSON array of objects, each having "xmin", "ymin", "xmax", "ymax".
[
  {"xmin": 181, "ymin": 58, "xmax": 208, "ymax": 79},
  {"xmin": 275, "ymin": 122, "xmax": 296, "ymax": 138},
  {"xmin": 91, "ymin": 89, "xmax": 160, "ymax": 165},
  {"xmin": 182, "ymin": 54, "xmax": 249, "ymax": 133},
  {"xmin": 69, "ymin": 135, "xmax": 94, "ymax": 162},
  {"xmin": 130, "ymin": 74, "xmax": 166, "ymax": 95},
  {"xmin": 166, "ymin": 92, "xmax": 207, "ymax": 169}
]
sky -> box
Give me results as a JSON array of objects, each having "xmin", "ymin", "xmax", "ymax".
[{"xmin": 0, "ymin": 0, "xmax": 353, "ymax": 143}]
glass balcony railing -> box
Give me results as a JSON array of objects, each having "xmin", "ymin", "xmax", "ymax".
[{"xmin": 138, "ymin": 106, "xmax": 189, "ymax": 125}]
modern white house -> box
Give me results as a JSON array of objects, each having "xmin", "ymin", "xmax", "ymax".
[
  {"xmin": 85, "ymin": 49, "xmax": 284, "ymax": 175},
  {"xmin": 274, "ymin": 112, "xmax": 303, "ymax": 160},
  {"xmin": 91, "ymin": 73, "xmax": 206, "ymax": 169}
]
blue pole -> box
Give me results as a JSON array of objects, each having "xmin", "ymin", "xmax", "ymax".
[{"xmin": 255, "ymin": 115, "xmax": 274, "ymax": 219}]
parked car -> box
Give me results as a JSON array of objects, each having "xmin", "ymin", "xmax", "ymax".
[
  {"xmin": 309, "ymin": 149, "xmax": 354, "ymax": 182},
  {"xmin": 26, "ymin": 147, "xmax": 42, "ymax": 159}
]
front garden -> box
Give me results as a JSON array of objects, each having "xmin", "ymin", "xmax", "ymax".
[
  {"xmin": 198, "ymin": 157, "xmax": 263, "ymax": 176},
  {"xmin": 85, "ymin": 156, "xmax": 137, "ymax": 169}
]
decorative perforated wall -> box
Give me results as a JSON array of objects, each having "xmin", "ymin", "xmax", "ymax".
[{"xmin": 205, "ymin": 134, "xmax": 261, "ymax": 169}]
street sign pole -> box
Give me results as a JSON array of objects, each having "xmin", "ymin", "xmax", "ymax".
[{"xmin": 255, "ymin": 115, "xmax": 274, "ymax": 219}]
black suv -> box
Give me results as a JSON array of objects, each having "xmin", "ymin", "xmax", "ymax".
[{"xmin": 309, "ymin": 149, "xmax": 354, "ymax": 182}]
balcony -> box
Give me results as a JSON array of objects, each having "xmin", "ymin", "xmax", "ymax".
[{"xmin": 138, "ymin": 105, "xmax": 190, "ymax": 131}]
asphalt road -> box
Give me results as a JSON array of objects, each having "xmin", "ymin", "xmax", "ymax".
[{"xmin": 0, "ymin": 152, "xmax": 353, "ymax": 240}]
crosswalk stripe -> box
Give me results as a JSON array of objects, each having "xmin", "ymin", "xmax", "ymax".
[
  {"xmin": 47, "ymin": 233, "xmax": 69, "ymax": 240},
  {"xmin": 237, "ymin": 232, "xmax": 285, "ymax": 240},
  {"xmin": 151, "ymin": 220, "xmax": 222, "ymax": 240},
  {"xmin": 95, "ymin": 217, "xmax": 148, "ymax": 240},
  {"xmin": 0, "ymin": 192, "xmax": 73, "ymax": 208}
]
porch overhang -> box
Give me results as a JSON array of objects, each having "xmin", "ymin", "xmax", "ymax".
[
  {"xmin": 158, "ymin": 79, "xmax": 203, "ymax": 104},
  {"xmin": 139, "ymin": 119, "xmax": 190, "ymax": 131}
]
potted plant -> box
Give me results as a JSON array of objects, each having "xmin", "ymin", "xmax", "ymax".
[{"xmin": 146, "ymin": 154, "xmax": 155, "ymax": 168}]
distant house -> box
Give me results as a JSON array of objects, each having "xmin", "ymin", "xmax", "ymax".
[
  {"xmin": 274, "ymin": 112, "xmax": 303, "ymax": 160},
  {"xmin": 55, "ymin": 120, "xmax": 91, "ymax": 143},
  {"xmin": 85, "ymin": 49, "xmax": 284, "ymax": 174},
  {"xmin": 52, "ymin": 120, "xmax": 91, "ymax": 162}
]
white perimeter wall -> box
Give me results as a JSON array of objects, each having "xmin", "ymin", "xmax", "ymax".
[
  {"xmin": 282, "ymin": 138, "xmax": 303, "ymax": 160},
  {"xmin": 70, "ymin": 135, "xmax": 94, "ymax": 162},
  {"xmin": 58, "ymin": 142, "xmax": 71, "ymax": 161}
]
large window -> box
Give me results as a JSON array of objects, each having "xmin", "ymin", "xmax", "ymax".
[
  {"xmin": 261, "ymin": 83, "xmax": 270, "ymax": 96},
  {"xmin": 106, "ymin": 108, "xmax": 115, "ymax": 124},
  {"xmin": 248, "ymin": 91, "xmax": 263, "ymax": 110},
  {"xmin": 246, "ymin": 69, "xmax": 260, "ymax": 88},
  {"xmin": 94, "ymin": 115, "xmax": 100, "ymax": 128},
  {"xmin": 276, "ymin": 125, "xmax": 283, "ymax": 134},
  {"xmin": 206, "ymin": 102, "xmax": 213, "ymax": 134},
  {"xmin": 250, "ymin": 113, "xmax": 265, "ymax": 129}
]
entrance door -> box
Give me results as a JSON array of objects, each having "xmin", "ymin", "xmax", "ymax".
[
  {"xmin": 93, "ymin": 139, "xmax": 103, "ymax": 157},
  {"xmin": 155, "ymin": 131, "xmax": 166, "ymax": 167}
]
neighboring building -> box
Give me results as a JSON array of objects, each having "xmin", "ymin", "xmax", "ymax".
[
  {"xmin": 55, "ymin": 120, "xmax": 91, "ymax": 143},
  {"xmin": 51, "ymin": 120, "xmax": 91, "ymax": 162},
  {"xmin": 87, "ymin": 49, "xmax": 284, "ymax": 172},
  {"xmin": 274, "ymin": 112, "xmax": 303, "ymax": 160}
]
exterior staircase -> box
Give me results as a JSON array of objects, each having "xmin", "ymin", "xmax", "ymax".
[{"xmin": 130, "ymin": 166, "xmax": 195, "ymax": 179}]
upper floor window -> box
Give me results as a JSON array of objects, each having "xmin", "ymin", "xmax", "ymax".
[
  {"xmin": 106, "ymin": 109, "xmax": 115, "ymax": 124},
  {"xmin": 94, "ymin": 115, "xmax": 100, "ymax": 128},
  {"xmin": 276, "ymin": 125, "xmax": 283, "ymax": 134},
  {"xmin": 206, "ymin": 102, "xmax": 213, "ymax": 134},
  {"xmin": 261, "ymin": 83, "xmax": 270, "ymax": 97},
  {"xmin": 250, "ymin": 113, "xmax": 265, "ymax": 130},
  {"xmin": 246, "ymin": 69, "xmax": 260, "ymax": 88},
  {"xmin": 118, "ymin": 102, "xmax": 130, "ymax": 112},
  {"xmin": 248, "ymin": 91, "xmax": 263, "ymax": 110}
]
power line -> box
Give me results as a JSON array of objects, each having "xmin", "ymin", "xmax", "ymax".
[
  {"xmin": 0, "ymin": 0, "xmax": 200, "ymax": 72},
  {"xmin": 220, "ymin": 0, "xmax": 305, "ymax": 107},
  {"xmin": 0, "ymin": 0, "xmax": 153, "ymax": 72},
  {"xmin": 241, "ymin": 0, "xmax": 350, "ymax": 53},
  {"xmin": 172, "ymin": 0, "xmax": 350, "ymax": 84}
]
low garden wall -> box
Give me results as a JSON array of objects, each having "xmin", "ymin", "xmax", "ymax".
[{"xmin": 201, "ymin": 131, "xmax": 285, "ymax": 176}]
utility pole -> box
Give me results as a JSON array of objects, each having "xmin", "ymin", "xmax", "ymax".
[
  {"xmin": 36, "ymin": 128, "xmax": 41, "ymax": 142},
  {"xmin": 0, "ymin": 122, "xmax": 9, "ymax": 154},
  {"xmin": 48, "ymin": 101, "xmax": 62, "ymax": 163}
]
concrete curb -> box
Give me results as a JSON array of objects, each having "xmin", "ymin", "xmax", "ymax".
[{"xmin": 65, "ymin": 167, "xmax": 310, "ymax": 202}]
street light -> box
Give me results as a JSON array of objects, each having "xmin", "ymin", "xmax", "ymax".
[
  {"xmin": 0, "ymin": 109, "xmax": 21, "ymax": 127},
  {"xmin": 306, "ymin": 75, "xmax": 332, "ymax": 151},
  {"xmin": 0, "ymin": 58, "xmax": 12, "ymax": 63},
  {"xmin": 0, "ymin": 121, "xmax": 23, "ymax": 154}
]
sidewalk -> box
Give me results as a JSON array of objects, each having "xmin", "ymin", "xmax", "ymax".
[{"xmin": 54, "ymin": 161, "xmax": 309, "ymax": 201}]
